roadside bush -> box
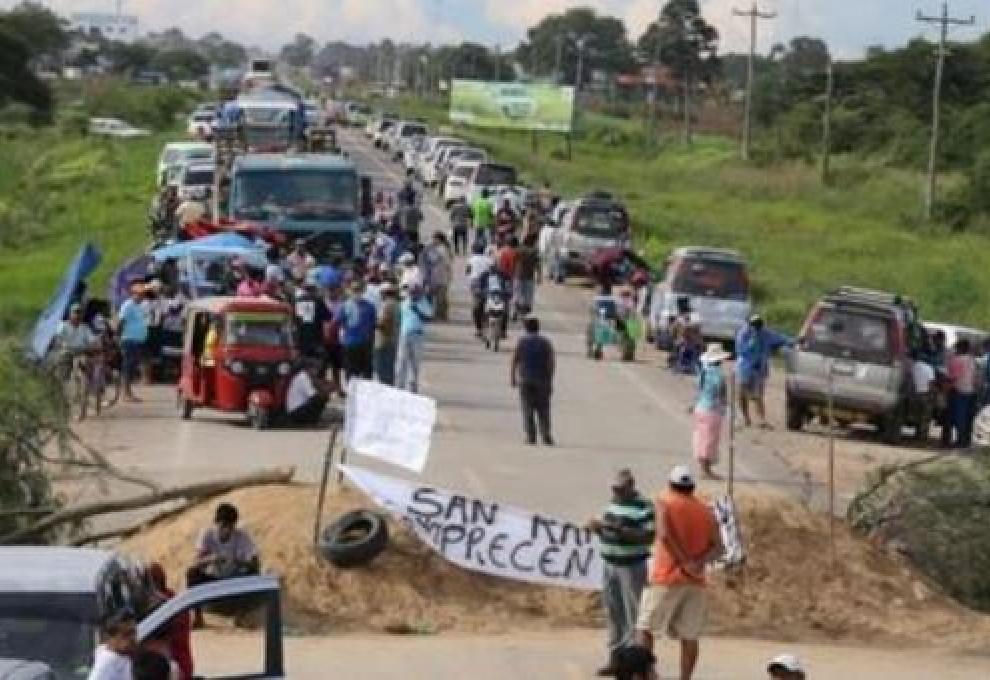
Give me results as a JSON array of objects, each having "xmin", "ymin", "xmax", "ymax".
[
  {"xmin": 81, "ymin": 79, "xmax": 197, "ymax": 129},
  {"xmin": 849, "ymin": 454, "xmax": 990, "ymax": 612}
]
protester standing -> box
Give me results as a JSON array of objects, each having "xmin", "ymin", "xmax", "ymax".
[
  {"xmin": 449, "ymin": 197, "xmax": 472, "ymax": 256},
  {"xmin": 395, "ymin": 285, "xmax": 433, "ymax": 393},
  {"xmin": 471, "ymin": 188, "xmax": 494, "ymax": 247},
  {"xmin": 423, "ymin": 232, "xmax": 453, "ymax": 321},
  {"xmin": 117, "ymin": 282, "xmax": 148, "ymax": 402},
  {"xmin": 336, "ymin": 280, "xmax": 377, "ymax": 382},
  {"xmin": 375, "ymin": 283, "xmax": 400, "ymax": 385},
  {"xmin": 294, "ymin": 272, "xmax": 332, "ymax": 366},
  {"xmin": 635, "ymin": 465, "xmax": 722, "ymax": 680},
  {"xmin": 510, "ymin": 316, "xmax": 555, "ymax": 446},
  {"xmin": 587, "ymin": 469, "xmax": 655, "ymax": 676},
  {"xmin": 693, "ymin": 344, "xmax": 730, "ymax": 480},
  {"xmin": 514, "ymin": 234, "xmax": 541, "ymax": 318},
  {"xmin": 735, "ymin": 314, "xmax": 790, "ymax": 429},
  {"xmin": 946, "ymin": 338, "xmax": 978, "ymax": 448},
  {"xmin": 285, "ymin": 239, "xmax": 316, "ymax": 283}
]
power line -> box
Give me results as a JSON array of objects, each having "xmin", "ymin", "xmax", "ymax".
[
  {"xmin": 915, "ymin": 2, "xmax": 976, "ymax": 219},
  {"xmin": 733, "ymin": 3, "xmax": 777, "ymax": 161}
]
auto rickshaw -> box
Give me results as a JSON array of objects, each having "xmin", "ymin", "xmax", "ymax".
[
  {"xmin": 177, "ymin": 297, "xmax": 297, "ymax": 429},
  {"xmin": 585, "ymin": 294, "xmax": 639, "ymax": 362}
]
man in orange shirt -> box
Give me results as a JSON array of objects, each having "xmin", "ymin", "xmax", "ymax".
[{"xmin": 635, "ymin": 465, "xmax": 722, "ymax": 680}]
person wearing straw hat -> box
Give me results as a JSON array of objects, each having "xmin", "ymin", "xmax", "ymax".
[
  {"xmin": 692, "ymin": 343, "xmax": 731, "ymax": 480},
  {"xmin": 767, "ymin": 654, "xmax": 806, "ymax": 679}
]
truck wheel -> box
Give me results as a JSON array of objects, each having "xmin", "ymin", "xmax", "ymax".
[
  {"xmin": 879, "ymin": 409, "xmax": 904, "ymax": 445},
  {"xmin": 319, "ymin": 510, "xmax": 389, "ymax": 568},
  {"xmin": 785, "ymin": 393, "xmax": 805, "ymax": 432},
  {"xmin": 248, "ymin": 403, "xmax": 270, "ymax": 430}
]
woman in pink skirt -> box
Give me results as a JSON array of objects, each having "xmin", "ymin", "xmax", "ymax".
[{"xmin": 691, "ymin": 343, "xmax": 731, "ymax": 480}]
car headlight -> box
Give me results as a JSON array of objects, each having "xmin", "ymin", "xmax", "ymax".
[
  {"xmin": 227, "ymin": 360, "xmax": 245, "ymax": 375},
  {"xmin": 278, "ymin": 362, "xmax": 292, "ymax": 376}
]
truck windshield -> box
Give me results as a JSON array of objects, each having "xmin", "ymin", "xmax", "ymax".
[
  {"xmin": 183, "ymin": 169, "xmax": 214, "ymax": 186},
  {"xmin": 672, "ymin": 258, "xmax": 749, "ymax": 300},
  {"xmin": 233, "ymin": 170, "xmax": 357, "ymax": 221},
  {"xmin": 0, "ymin": 615, "xmax": 92, "ymax": 678},
  {"xmin": 477, "ymin": 164, "xmax": 516, "ymax": 186}
]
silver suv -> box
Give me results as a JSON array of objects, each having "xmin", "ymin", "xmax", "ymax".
[
  {"xmin": 784, "ymin": 287, "xmax": 926, "ymax": 444},
  {"xmin": 648, "ymin": 247, "xmax": 752, "ymax": 348}
]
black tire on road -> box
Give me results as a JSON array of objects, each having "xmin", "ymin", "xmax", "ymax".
[
  {"xmin": 785, "ymin": 392, "xmax": 805, "ymax": 432},
  {"xmin": 319, "ymin": 510, "xmax": 389, "ymax": 568}
]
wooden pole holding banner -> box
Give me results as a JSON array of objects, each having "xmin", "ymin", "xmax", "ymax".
[
  {"xmin": 727, "ymin": 372, "xmax": 737, "ymax": 499},
  {"xmin": 313, "ymin": 424, "xmax": 339, "ymax": 546},
  {"xmin": 827, "ymin": 360, "xmax": 836, "ymax": 568}
]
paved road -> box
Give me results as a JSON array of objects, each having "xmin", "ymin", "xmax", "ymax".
[
  {"xmin": 194, "ymin": 630, "xmax": 990, "ymax": 680},
  {"xmin": 77, "ymin": 126, "xmax": 805, "ymax": 525}
]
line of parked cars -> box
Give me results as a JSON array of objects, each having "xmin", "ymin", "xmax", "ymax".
[{"xmin": 360, "ymin": 103, "xmax": 990, "ymax": 448}]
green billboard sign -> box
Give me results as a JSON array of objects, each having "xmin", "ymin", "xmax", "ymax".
[{"xmin": 449, "ymin": 80, "xmax": 575, "ymax": 133}]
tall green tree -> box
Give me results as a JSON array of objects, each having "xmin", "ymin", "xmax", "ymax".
[
  {"xmin": 0, "ymin": 26, "xmax": 52, "ymax": 121},
  {"xmin": 515, "ymin": 7, "xmax": 635, "ymax": 83},
  {"xmin": 637, "ymin": 0, "xmax": 720, "ymax": 84},
  {"xmin": 280, "ymin": 33, "xmax": 316, "ymax": 68},
  {"xmin": 0, "ymin": 1, "xmax": 69, "ymax": 61}
]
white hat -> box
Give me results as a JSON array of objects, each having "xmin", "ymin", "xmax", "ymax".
[
  {"xmin": 669, "ymin": 464, "xmax": 694, "ymax": 487},
  {"xmin": 700, "ymin": 342, "xmax": 731, "ymax": 365},
  {"xmin": 767, "ymin": 654, "xmax": 804, "ymax": 675}
]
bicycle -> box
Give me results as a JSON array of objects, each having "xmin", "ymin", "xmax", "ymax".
[{"xmin": 63, "ymin": 346, "xmax": 121, "ymax": 421}]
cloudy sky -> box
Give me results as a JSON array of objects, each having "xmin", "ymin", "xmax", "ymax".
[{"xmin": 12, "ymin": 0, "xmax": 987, "ymax": 57}]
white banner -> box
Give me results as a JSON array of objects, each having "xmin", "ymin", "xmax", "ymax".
[
  {"xmin": 340, "ymin": 465, "xmax": 603, "ymax": 590},
  {"xmin": 712, "ymin": 495, "xmax": 745, "ymax": 568},
  {"xmin": 343, "ymin": 379, "xmax": 436, "ymax": 473}
]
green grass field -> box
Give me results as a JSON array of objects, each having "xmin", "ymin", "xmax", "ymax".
[
  {"xmin": 396, "ymin": 96, "xmax": 990, "ymax": 332},
  {"xmin": 0, "ymin": 127, "xmax": 167, "ymax": 335}
]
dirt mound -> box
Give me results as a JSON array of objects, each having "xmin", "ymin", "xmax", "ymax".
[
  {"xmin": 708, "ymin": 490, "xmax": 990, "ymax": 649},
  {"xmin": 122, "ymin": 484, "xmax": 990, "ymax": 646},
  {"xmin": 122, "ymin": 484, "xmax": 599, "ymax": 634}
]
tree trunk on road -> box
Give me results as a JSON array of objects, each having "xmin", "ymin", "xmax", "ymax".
[{"xmin": 0, "ymin": 467, "xmax": 296, "ymax": 544}]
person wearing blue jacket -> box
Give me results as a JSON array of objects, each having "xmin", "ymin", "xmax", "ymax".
[{"xmin": 735, "ymin": 314, "xmax": 791, "ymax": 429}]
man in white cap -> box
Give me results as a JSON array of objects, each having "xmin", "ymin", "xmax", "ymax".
[
  {"xmin": 767, "ymin": 654, "xmax": 806, "ymax": 679},
  {"xmin": 635, "ymin": 464, "xmax": 722, "ymax": 680}
]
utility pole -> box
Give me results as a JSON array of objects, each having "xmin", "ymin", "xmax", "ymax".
[
  {"xmin": 649, "ymin": 16, "xmax": 665, "ymax": 145},
  {"xmin": 733, "ymin": 3, "xmax": 776, "ymax": 161},
  {"xmin": 555, "ymin": 35, "xmax": 565, "ymax": 84},
  {"xmin": 916, "ymin": 2, "xmax": 975, "ymax": 219},
  {"xmin": 821, "ymin": 58, "xmax": 833, "ymax": 185}
]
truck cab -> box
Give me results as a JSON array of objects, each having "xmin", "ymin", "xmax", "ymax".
[{"xmin": 227, "ymin": 153, "xmax": 368, "ymax": 260}]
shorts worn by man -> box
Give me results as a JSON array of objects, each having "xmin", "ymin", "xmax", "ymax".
[{"xmin": 636, "ymin": 465, "xmax": 722, "ymax": 680}]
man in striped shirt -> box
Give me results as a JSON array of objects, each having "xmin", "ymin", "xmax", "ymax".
[{"xmin": 587, "ymin": 469, "xmax": 656, "ymax": 677}]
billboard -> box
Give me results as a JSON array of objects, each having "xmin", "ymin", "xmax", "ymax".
[{"xmin": 449, "ymin": 80, "xmax": 575, "ymax": 133}]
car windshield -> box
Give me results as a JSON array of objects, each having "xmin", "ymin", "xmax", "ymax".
[
  {"xmin": 233, "ymin": 170, "xmax": 357, "ymax": 221},
  {"xmin": 226, "ymin": 313, "xmax": 293, "ymax": 346},
  {"xmin": 193, "ymin": 113, "xmax": 212, "ymax": 122},
  {"xmin": 672, "ymin": 258, "xmax": 749, "ymax": 300},
  {"xmin": 453, "ymin": 150, "xmax": 484, "ymax": 163},
  {"xmin": 163, "ymin": 149, "xmax": 181, "ymax": 164},
  {"xmin": 402, "ymin": 125, "xmax": 427, "ymax": 137},
  {"xmin": 573, "ymin": 204, "xmax": 628, "ymax": 238},
  {"xmin": 804, "ymin": 307, "xmax": 894, "ymax": 365},
  {"xmin": 0, "ymin": 616, "xmax": 93, "ymax": 678},
  {"xmin": 477, "ymin": 164, "xmax": 516, "ymax": 186},
  {"xmin": 183, "ymin": 169, "xmax": 214, "ymax": 186},
  {"xmin": 186, "ymin": 149, "xmax": 213, "ymax": 161},
  {"xmin": 454, "ymin": 166, "xmax": 474, "ymax": 179}
]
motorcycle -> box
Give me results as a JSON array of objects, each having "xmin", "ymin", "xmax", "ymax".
[{"xmin": 485, "ymin": 292, "xmax": 508, "ymax": 352}]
